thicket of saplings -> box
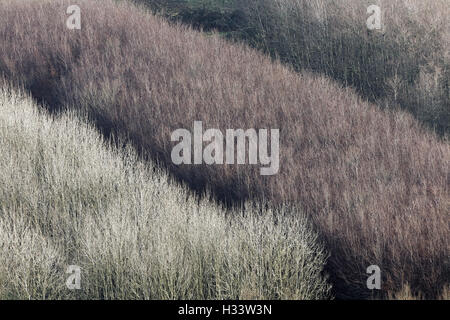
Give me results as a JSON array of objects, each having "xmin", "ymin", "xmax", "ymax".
[
  {"xmin": 0, "ymin": 0, "xmax": 448, "ymax": 299},
  {"xmin": 0, "ymin": 82, "xmax": 331, "ymax": 299},
  {"xmin": 142, "ymin": 0, "xmax": 449, "ymax": 136}
]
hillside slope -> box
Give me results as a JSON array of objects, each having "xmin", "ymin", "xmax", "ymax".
[
  {"xmin": 0, "ymin": 83, "xmax": 331, "ymax": 299},
  {"xmin": 0, "ymin": 0, "xmax": 448, "ymax": 298},
  {"xmin": 142, "ymin": 0, "xmax": 450, "ymax": 135}
]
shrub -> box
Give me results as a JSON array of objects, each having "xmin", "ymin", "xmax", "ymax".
[
  {"xmin": 0, "ymin": 0, "xmax": 448, "ymax": 298},
  {"xmin": 143, "ymin": 0, "xmax": 450, "ymax": 136},
  {"xmin": 0, "ymin": 82, "xmax": 331, "ymax": 300}
]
